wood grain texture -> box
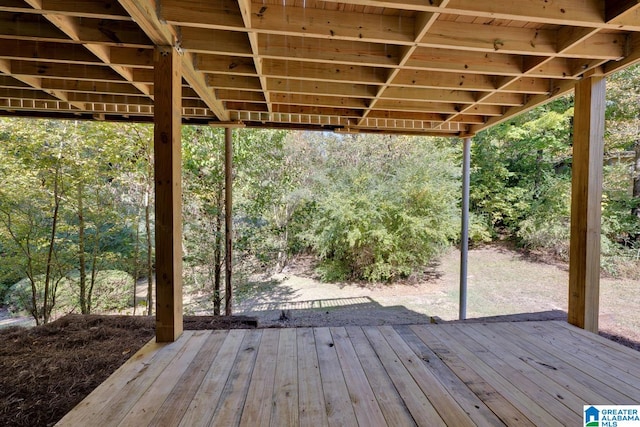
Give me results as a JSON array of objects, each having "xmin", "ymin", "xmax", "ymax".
[
  {"xmin": 58, "ymin": 322, "xmax": 640, "ymax": 427},
  {"xmin": 3, "ymin": 0, "xmax": 640, "ymax": 135},
  {"xmin": 568, "ymin": 75, "xmax": 606, "ymax": 333},
  {"xmin": 153, "ymin": 45, "xmax": 183, "ymax": 342}
]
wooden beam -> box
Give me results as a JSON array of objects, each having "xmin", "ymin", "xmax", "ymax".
[
  {"xmin": 154, "ymin": 46, "xmax": 183, "ymax": 343},
  {"xmin": 194, "ymin": 53, "xmax": 256, "ymax": 76},
  {"xmin": 568, "ymin": 74, "xmax": 606, "ymax": 333},
  {"xmin": 262, "ymin": 59, "xmax": 387, "ymax": 85},
  {"xmin": 390, "ymin": 70, "xmax": 496, "ymax": 91},
  {"xmin": 381, "ymin": 87, "xmax": 476, "ymax": 103},
  {"xmin": 118, "ymin": 0, "xmax": 229, "ymax": 120},
  {"xmin": 606, "ymin": 0, "xmax": 640, "ymax": 23},
  {"xmin": 0, "ymin": 0, "xmax": 132, "ymax": 20},
  {"xmin": 258, "ymin": 34, "xmax": 401, "ymax": 68},
  {"xmin": 265, "ymin": 78, "xmax": 378, "ymax": 99},
  {"xmin": 405, "ymin": 47, "xmax": 523, "ymax": 76},
  {"xmin": 249, "ymin": 2, "xmax": 415, "ymax": 44}
]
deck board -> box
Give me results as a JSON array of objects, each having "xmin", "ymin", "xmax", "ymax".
[
  {"xmin": 346, "ymin": 326, "xmax": 417, "ymax": 427},
  {"xmin": 330, "ymin": 327, "xmax": 388, "ymax": 426},
  {"xmin": 57, "ymin": 321, "xmax": 640, "ymax": 427},
  {"xmin": 315, "ymin": 327, "xmax": 359, "ymax": 426},
  {"xmin": 296, "ymin": 328, "xmax": 329, "ymax": 427},
  {"xmin": 271, "ymin": 328, "xmax": 299, "ymax": 427},
  {"xmin": 239, "ymin": 329, "xmax": 279, "ymax": 427},
  {"xmin": 495, "ymin": 322, "xmax": 636, "ymax": 404},
  {"xmin": 419, "ymin": 324, "xmax": 566, "ymax": 427}
]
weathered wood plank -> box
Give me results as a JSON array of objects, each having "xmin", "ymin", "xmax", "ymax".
[
  {"xmin": 423, "ymin": 324, "xmax": 565, "ymax": 427},
  {"xmin": 378, "ymin": 325, "xmax": 476, "ymax": 427},
  {"xmin": 270, "ymin": 328, "xmax": 299, "ymax": 427},
  {"xmin": 56, "ymin": 335, "xmax": 186, "ymax": 426},
  {"xmin": 408, "ymin": 325, "xmax": 535, "ymax": 427},
  {"xmin": 238, "ymin": 329, "xmax": 279, "ymax": 427},
  {"xmin": 445, "ymin": 323, "xmax": 579, "ymax": 424},
  {"xmin": 394, "ymin": 325, "xmax": 506, "ymax": 427},
  {"xmin": 57, "ymin": 322, "xmax": 640, "ymax": 427},
  {"xmin": 297, "ymin": 328, "xmax": 329, "ymax": 427},
  {"xmin": 178, "ymin": 330, "xmax": 246, "ymax": 427},
  {"xmin": 502, "ymin": 322, "xmax": 639, "ymax": 403},
  {"xmin": 362, "ymin": 326, "xmax": 446, "ymax": 426},
  {"xmin": 314, "ymin": 327, "xmax": 359, "ymax": 427},
  {"xmin": 209, "ymin": 330, "xmax": 262, "ymax": 427},
  {"xmin": 118, "ymin": 330, "xmax": 211, "ymax": 426},
  {"xmin": 464, "ymin": 323, "xmax": 596, "ymax": 412},
  {"xmin": 329, "ymin": 327, "xmax": 388, "ymax": 426},
  {"xmin": 551, "ymin": 320, "xmax": 640, "ymax": 373},
  {"xmin": 345, "ymin": 327, "xmax": 416, "ymax": 427},
  {"xmin": 146, "ymin": 330, "xmax": 228, "ymax": 426}
]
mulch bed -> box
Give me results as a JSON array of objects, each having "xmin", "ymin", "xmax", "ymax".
[{"xmin": 0, "ymin": 314, "xmax": 257, "ymax": 427}]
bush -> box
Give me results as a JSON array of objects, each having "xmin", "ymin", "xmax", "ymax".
[{"xmin": 299, "ymin": 135, "xmax": 460, "ymax": 282}]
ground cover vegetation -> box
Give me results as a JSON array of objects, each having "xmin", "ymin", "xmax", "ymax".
[{"xmin": 0, "ymin": 67, "xmax": 638, "ymax": 321}]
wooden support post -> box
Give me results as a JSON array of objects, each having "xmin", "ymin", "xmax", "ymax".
[
  {"xmin": 224, "ymin": 127, "xmax": 233, "ymax": 316},
  {"xmin": 459, "ymin": 137, "xmax": 471, "ymax": 320},
  {"xmin": 568, "ymin": 74, "xmax": 606, "ymax": 333},
  {"xmin": 154, "ymin": 46, "xmax": 183, "ymax": 342}
]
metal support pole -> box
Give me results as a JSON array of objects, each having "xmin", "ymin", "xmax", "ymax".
[
  {"xmin": 224, "ymin": 127, "xmax": 233, "ymax": 316},
  {"xmin": 459, "ymin": 137, "xmax": 471, "ymax": 320}
]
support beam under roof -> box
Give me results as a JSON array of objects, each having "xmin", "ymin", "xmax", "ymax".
[
  {"xmin": 154, "ymin": 45, "xmax": 183, "ymax": 343},
  {"xmin": 568, "ymin": 73, "xmax": 606, "ymax": 334}
]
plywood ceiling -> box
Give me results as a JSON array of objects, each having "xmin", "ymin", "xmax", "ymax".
[{"xmin": 1, "ymin": 0, "xmax": 639, "ymax": 135}]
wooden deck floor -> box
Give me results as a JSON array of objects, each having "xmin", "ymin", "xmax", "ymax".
[{"xmin": 56, "ymin": 321, "xmax": 640, "ymax": 426}]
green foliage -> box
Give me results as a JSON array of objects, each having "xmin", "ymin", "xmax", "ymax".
[
  {"xmin": 516, "ymin": 174, "xmax": 572, "ymax": 258},
  {"xmin": 233, "ymin": 128, "xmax": 292, "ymax": 265},
  {"xmin": 295, "ymin": 134, "xmax": 459, "ymax": 282},
  {"xmin": 0, "ymin": 118, "xmax": 150, "ymax": 319},
  {"xmin": 471, "ymin": 100, "xmax": 574, "ymax": 243},
  {"xmin": 7, "ymin": 270, "xmax": 133, "ymax": 315},
  {"xmin": 468, "ymin": 213, "xmax": 493, "ymax": 245},
  {"xmin": 470, "ymin": 67, "xmax": 640, "ymax": 275}
]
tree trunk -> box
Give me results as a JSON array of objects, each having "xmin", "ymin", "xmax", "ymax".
[
  {"xmin": 633, "ymin": 138, "xmax": 640, "ymax": 220},
  {"xmin": 132, "ymin": 217, "xmax": 140, "ymax": 315},
  {"xmin": 213, "ymin": 182, "xmax": 223, "ymax": 315},
  {"xmin": 145, "ymin": 136, "xmax": 154, "ymax": 317},
  {"xmin": 77, "ymin": 182, "xmax": 87, "ymax": 314},
  {"xmin": 145, "ymin": 188, "xmax": 153, "ymax": 316},
  {"xmin": 43, "ymin": 164, "xmax": 62, "ymax": 324},
  {"xmin": 87, "ymin": 222, "xmax": 100, "ymax": 314}
]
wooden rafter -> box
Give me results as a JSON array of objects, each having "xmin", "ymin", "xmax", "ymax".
[{"xmin": 0, "ymin": 0, "xmax": 637, "ymax": 134}]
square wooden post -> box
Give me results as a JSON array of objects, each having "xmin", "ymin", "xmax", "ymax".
[
  {"xmin": 154, "ymin": 46, "xmax": 183, "ymax": 342},
  {"xmin": 568, "ymin": 74, "xmax": 606, "ymax": 333}
]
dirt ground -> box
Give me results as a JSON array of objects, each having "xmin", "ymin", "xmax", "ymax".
[
  {"xmin": 232, "ymin": 247, "xmax": 640, "ymax": 345},
  {"xmin": 1, "ymin": 245, "xmax": 639, "ymax": 426}
]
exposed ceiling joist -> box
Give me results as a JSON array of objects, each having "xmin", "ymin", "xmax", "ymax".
[{"xmin": 0, "ymin": 0, "xmax": 637, "ymax": 135}]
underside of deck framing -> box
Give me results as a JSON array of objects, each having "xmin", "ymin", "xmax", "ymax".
[{"xmin": 57, "ymin": 320, "xmax": 640, "ymax": 426}]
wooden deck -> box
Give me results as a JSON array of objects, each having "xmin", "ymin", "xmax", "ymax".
[{"xmin": 56, "ymin": 321, "xmax": 640, "ymax": 426}]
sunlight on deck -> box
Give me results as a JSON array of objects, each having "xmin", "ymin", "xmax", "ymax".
[{"xmin": 56, "ymin": 321, "xmax": 640, "ymax": 426}]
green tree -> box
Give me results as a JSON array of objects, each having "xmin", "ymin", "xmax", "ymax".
[
  {"xmin": 0, "ymin": 119, "xmax": 149, "ymax": 319},
  {"xmin": 295, "ymin": 133, "xmax": 460, "ymax": 282},
  {"xmin": 0, "ymin": 119, "xmax": 72, "ymax": 323},
  {"xmin": 605, "ymin": 64, "xmax": 640, "ymax": 228},
  {"xmin": 182, "ymin": 126, "xmax": 226, "ymax": 314}
]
